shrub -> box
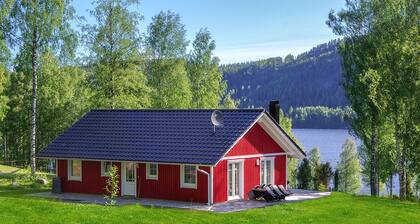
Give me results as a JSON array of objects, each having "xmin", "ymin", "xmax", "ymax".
[{"xmin": 104, "ymin": 165, "xmax": 119, "ymax": 206}]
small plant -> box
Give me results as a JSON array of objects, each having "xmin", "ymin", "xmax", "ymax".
[{"xmin": 104, "ymin": 165, "xmax": 119, "ymax": 206}]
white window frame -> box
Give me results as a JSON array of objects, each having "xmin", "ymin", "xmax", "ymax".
[
  {"xmin": 101, "ymin": 161, "xmax": 113, "ymax": 177},
  {"xmin": 146, "ymin": 163, "xmax": 158, "ymax": 180},
  {"xmin": 260, "ymin": 157, "xmax": 275, "ymax": 185},
  {"xmin": 180, "ymin": 164, "xmax": 198, "ymax": 189},
  {"xmin": 68, "ymin": 160, "xmax": 82, "ymax": 181},
  {"xmin": 227, "ymin": 159, "xmax": 244, "ymax": 200}
]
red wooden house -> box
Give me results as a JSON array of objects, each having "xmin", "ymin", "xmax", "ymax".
[{"xmin": 37, "ymin": 104, "xmax": 305, "ymax": 204}]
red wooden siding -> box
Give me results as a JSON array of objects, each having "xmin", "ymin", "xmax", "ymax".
[
  {"xmin": 213, "ymin": 122, "xmax": 287, "ymax": 202},
  {"xmin": 226, "ymin": 123, "xmax": 285, "ymax": 156},
  {"xmin": 213, "ymin": 160, "xmax": 227, "ymax": 203},
  {"xmin": 137, "ymin": 164, "xmax": 209, "ymax": 203},
  {"xmin": 275, "ymin": 155, "xmax": 287, "ymax": 187},
  {"xmin": 57, "ymin": 160, "xmax": 122, "ymax": 195},
  {"xmin": 243, "ymin": 157, "xmax": 260, "ymax": 199}
]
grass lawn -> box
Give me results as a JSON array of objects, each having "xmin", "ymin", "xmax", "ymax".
[
  {"xmin": 0, "ymin": 187, "xmax": 418, "ymax": 224},
  {"xmin": 0, "ymin": 168, "xmax": 419, "ymax": 224},
  {"xmin": 0, "ymin": 165, "xmax": 20, "ymax": 174}
]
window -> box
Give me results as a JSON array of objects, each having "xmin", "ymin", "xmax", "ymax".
[
  {"xmin": 146, "ymin": 163, "xmax": 158, "ymax": 180},
  {"xmin": 260, "ymin": 158, "xmax": 274, "ymax": 185},
  {"xmin": 101, "ymin": 161, "xmax": 113, "ymax": 176},
  {"xmin": 181, "ymin": 165, "xmax": 197, "ymax": 188},
  {"xmin": 68, "ymin": 160, "xmax": 82, "ymax": 181}
]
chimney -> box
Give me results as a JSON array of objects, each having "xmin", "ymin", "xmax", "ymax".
[{"xmin": 269, "ymin": 100, "xmax": 280, "ymax": 124}]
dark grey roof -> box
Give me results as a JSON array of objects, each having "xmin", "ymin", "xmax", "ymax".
[{"xmin": 37, "ymin": 109, "xmax": 265, "ymax": 165}]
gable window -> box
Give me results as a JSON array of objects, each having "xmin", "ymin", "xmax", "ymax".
[
  {"xmin": 180, "ymin": 165, "xmax": 197, "ymax": 188},
  {"xmin": 260, "ymin": 158, "xmax": 274, "ymax": 185},
  {"xmin": 146, "ymin": 163, "xmax": 158, "ymax": 180},
  {"xmin": 68, "ymin": 160, "xmax": 82, "ymax": 181},
  {"xmin": 101, "ymin": 161, "xmax": 113, "ymax": 176}
]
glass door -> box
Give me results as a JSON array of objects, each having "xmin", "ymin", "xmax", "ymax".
[{"xmin": 228, "ymin": 161, "xmax": 242, "ymax": 200}]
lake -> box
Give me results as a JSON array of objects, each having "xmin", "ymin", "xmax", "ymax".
[{"xmin": 291, "ymin": 128, "xmax": 398, "ymax": 196}]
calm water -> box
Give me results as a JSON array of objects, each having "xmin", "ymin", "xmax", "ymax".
[{"xmin": 291, "ymin": 128, "xmax": 398, "ymax": 195}]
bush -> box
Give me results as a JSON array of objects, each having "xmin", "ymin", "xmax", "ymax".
[{"xmin": 104, "ymin": 165, "xmax": 119, "ymax": 206}]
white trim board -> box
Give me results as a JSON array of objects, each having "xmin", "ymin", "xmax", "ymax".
[
  {"xmin": 257, "ymin": 114, "xmax": 305, "ymax": 159},
  {"xmin": 222, "ymin": 152, "xmax": 286, "ymax": 161},
  {"xmin": 39, "ymin": 157, "xmax": 212, "ymax": 167},
  {"xmin": 215, "ymin": 113, "xmax": 305, "ymax": 166},
  {"xmin": 227, "ymin": 159, "xmax": 244, "ymax": 200}
]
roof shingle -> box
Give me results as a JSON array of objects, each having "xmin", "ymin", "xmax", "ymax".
[{"xmin": 37, "ymin": 109, "xmax": 264, "ymax": 165}]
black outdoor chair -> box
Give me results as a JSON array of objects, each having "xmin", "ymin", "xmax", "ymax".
[
  {"xmin": 270, "ymin": 185, "xmax": 286, "ymax": 199},
  {"xmin": 263, "ymin": 185, "xmax": 281, "ymax": 202},
  {"xmin": 251, "ymin": 185, "xmax": 266, "ymax": 200},
  {"xmin": 278, "ymin": 185, "xmax": 292, "ymax": 196}
]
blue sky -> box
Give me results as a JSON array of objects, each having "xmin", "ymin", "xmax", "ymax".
[{"xmin": 73, "ymin": 0, "xmax": 345, "ymax": 64}]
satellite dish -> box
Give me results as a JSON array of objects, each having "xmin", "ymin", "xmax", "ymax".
[{"xmin": 211, "ymin": 110, "xmax": 224, "ymax": 132}]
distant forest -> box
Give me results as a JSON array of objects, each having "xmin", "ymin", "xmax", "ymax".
[{"xmin": 221, "ymin": 40, "xmax": 351, "ymax": 129}]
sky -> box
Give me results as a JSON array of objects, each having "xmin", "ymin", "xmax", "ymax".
[{"xmin": 73, "ymin": 0, "xmax": 345, "ymax": 64}]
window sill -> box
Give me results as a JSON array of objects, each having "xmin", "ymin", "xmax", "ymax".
[
  {"xmin": 180, "ymin": 183, "xmax": 197, "ymax": 189},
  {"xmin": 146, "ymin": 176, "xmax": 158, "ymax": 180},
  {"xmin": 68, "ymin": 177, "xmax": 82, "ymax": 181}
]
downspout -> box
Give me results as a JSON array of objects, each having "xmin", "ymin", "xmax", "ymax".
[{"xmin": 197, "ymin": 168, "xmax": 213, "ymax": 206}]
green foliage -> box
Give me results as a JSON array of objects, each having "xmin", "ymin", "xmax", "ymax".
[
  {"xmin": 2, "ymin": 71, "xmax": 31, "ymax": 161},
  {"xmin": 104, "ymin": 165, "xmax": 119, "ymax": 206},
  {"xmin": 289, "ymin": 106, "xmax": 354, "ymax": 129},
  {"xmin": 0, "ymin": 66, "xmax": 8, "ymax": 125},
  {"xmin": 146, "ymin": 11, "xmax": 192, "ymax": 108},
  {"xmin": 337, "ymin": 138, "xmax": 361, "ymax": 194},
  {"xmin": 287, "ymin": 157, "xmax": 299, "ymax": 188},
  {"xmin": 187, "ymin": 29, "xmax": 226, "ymax": 108},
  {"xmin": 314, "ymin": 162, "xmax": 333, "ymax": 190},
  {"xmin": 308, "ymin": 148, "xmax": 321, "ymax": 190},
  {"xmin": 84, "ymin": 0, "xmax": 151, "ymax": 109},
  {"xmin": 147, "ymin": 59, "xmax": 192, "ymax": 108},
  {"xmin": 328, "ymin": 0, "xmax": 419, "ymax": 198},
  {"xmin": 146, "ymin": 10, "xmax": 188, "ymax": 59},
  {"xmin": 333, "ymin": 169, "xmax": 339, "ymax": 191},
  {"xmin": 36, "ymin": 51, "xmax": 92, "ymax": 150},
  {"xmin": 297, "ymin": 158, "xmax": 312, "ymax": 189},
  {"xmin": 219, "ymin": 90, "xmax": 237, "ymax": 109}
]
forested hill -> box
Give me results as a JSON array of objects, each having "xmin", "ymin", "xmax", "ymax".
[{"xmin": 221, "ymin": 40, "xmax": 347, "ymax": 111}]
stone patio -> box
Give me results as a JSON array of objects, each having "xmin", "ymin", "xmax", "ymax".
[{"xmin": 29, "ymin": 189, "xmax": 330, "ymax": 213}]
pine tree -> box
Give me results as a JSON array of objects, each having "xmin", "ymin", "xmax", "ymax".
[
  {"xmin": 84, "ymin": 0, "xmax": 151, "ymax": 109},
  {"xmin": 337, "ymin": 138, "xmax": 361, "ymax": 194},
  {"xmin": 315, "ymin": 162, "xmax": 333, "ymax": 191},
  {"xmin": 297, "ymin": 158, "xmax": 312, "ymax": 189},
  {"xmin": 146, "ymin": 11, "xmax": 192, "ymax": 109}
]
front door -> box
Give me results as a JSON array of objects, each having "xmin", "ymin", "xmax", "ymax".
[
  {"xmin": 122, "ymin": 162, "xmax": 136, "ymax": 196},
  {"xmin": 228, "ymin": 161, "xmax": 243, "ymax": 200}
]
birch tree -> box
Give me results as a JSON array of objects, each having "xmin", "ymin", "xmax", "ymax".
[{"xmin": 2, "ymin": 0, "xmax": 77, "ymax": 175}]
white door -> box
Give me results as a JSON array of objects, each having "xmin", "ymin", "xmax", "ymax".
[
  {"xmin": 122, "ymin": 162, "xmax": 136, "ymax": 196},
  {"xmin": 228, "ymin": 161, "xmax": 243, "ymax": 200}
]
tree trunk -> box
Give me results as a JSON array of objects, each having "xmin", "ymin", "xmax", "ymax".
[
  {"xmin": 395, "ymin": 126, "xmax": 406, "ymax": 199},
  {"xmin": 390, "ymin": 174, "xmax": 393, "ymax": 197},
  {"xmin": 30, "ymin": 30, "xmax": 38, "ymax": 177},
  {"xmin": 370, "ymin": 123, "xmax": 379, "ymax": 196}
]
